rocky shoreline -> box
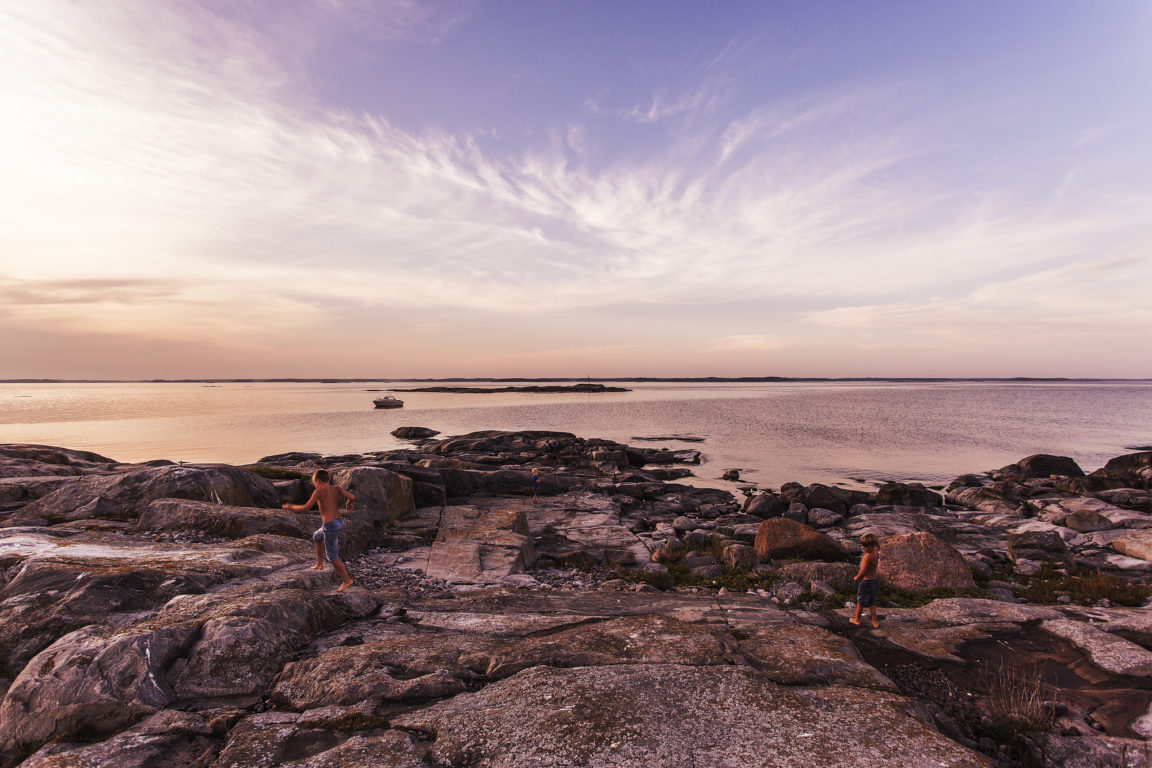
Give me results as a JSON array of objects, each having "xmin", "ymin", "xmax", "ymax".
[{"xmin": 1, "ymin": 432, "xmax": 1151, "ymax": 767}]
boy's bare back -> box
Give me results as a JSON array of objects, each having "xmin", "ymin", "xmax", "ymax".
[
  {"xmin": 858, "ymin": 549, "xmax": 879, "ymax": 580},
  {"xmin": 313, "ymin": 484, "xmax": 348, "ymax": 523},
  {"xmin": 285, "ymin": 477, "xmax": 353, "ymax": 523}
]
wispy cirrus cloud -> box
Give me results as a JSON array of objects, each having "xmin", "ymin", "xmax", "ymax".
[{"xmin": 1, "ymin": 1, "xmax": 1149, "ymax": 377}]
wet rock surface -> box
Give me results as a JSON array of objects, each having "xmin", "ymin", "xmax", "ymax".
[{"xmin": 0, "ymin": 438, "xmax": 1149, "ymax": 767}]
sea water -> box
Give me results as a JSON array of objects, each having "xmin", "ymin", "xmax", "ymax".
[{"xmin": 1, "ymin": 380, "xmax": 1150, "ymax": 491}]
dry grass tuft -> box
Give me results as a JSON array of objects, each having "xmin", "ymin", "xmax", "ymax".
[{"xmin": 980, "ymin": 661, "xmax": 1054, "ymax": 743}]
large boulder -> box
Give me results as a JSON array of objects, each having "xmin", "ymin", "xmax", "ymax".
[
  {"xmin": 0, "ymin": 622, "xmax": 200, "ymax": 765},
  {"xmin": 329, "ymin": 467, "xmax": 414, "ymax": 556},
  {"xmin": 743, "ymin": 493, "xmax": 789, "ymax": 518},
  {"xmin": 754, "ymin": 518, "xmax": 847, "ymax": 562},
  {"xmin": 1101, "ymin": 451, "xmax": 1152, "ymax": 488},
  {"xmin": 391, "ymin": 427, "xmax": 441, "ymax": 440},
  {"xmin": 946, "ymin": 485, "xmax": 1025, "ymax": 516},
  {"xmin": 1013, "ymin": 454, "xmax": 1086, "ymax": 479},
  {"xmin": 721, "ymin": 543, "xmax": 759, "ymax": 571},
  {"xmin": 9, "ymin": 465, "xmax": 278, "ymax": 525},
  {"xmin": 878, "ymin": 532, "xmax": 976, "ymax": 591},
  {"xmin": 872, "ymin": 482, "xmax": 942, "ymax": 508},
  {"xmin": 136, "ymin": 499, "xmax": 310, "ymax": 539},
  {"xmin": 781, "ymin": 484, "xmax": 868, "ymax": 515}
]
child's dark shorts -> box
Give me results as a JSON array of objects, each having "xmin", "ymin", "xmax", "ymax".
[
  {"xmin": 857, "ymin": 578, "xmax": 879, "ymax": 607},
  {"xmin": 313, "ymin": 518, "xmax": 344, "ymax": 562}
]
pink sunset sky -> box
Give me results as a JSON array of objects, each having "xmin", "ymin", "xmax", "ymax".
[{"xmin": 2, "ymin": 1, "xmax": 1150, "ymax": 379}]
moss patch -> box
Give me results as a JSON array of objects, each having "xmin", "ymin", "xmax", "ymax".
[{"xmin": 1023, "ymin": 564, "xmax": 1152, "ymax": 607}]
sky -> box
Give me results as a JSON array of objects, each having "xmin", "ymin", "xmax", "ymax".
[{"xmin": 1, "ymin": 0, "xmax": 1150, "ymax": 379}]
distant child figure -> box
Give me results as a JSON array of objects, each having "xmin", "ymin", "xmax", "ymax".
[
  {"xmin": 530, "ymin": 468, "xmax": 540, "ymax": 503},
  {"xmin": 851, "ymin": 532, "xmax": 880, "ymax": 627},
  {"xmin": 283, "ymin": 469, "xmax": 355, "ymax": 592}
]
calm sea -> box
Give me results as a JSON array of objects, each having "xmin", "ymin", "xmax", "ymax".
[{"xmin": 1, "ymin": 381, "xmax": 1150, "ymax": 491}]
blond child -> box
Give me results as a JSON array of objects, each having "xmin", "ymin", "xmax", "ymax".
[
  {"xmin": 851, "ymin": 532, "xmax": 880, "ymax": 627},
  {"xmin": 283, "ymin": 469, "xmax": 355, "ymax": 592}
]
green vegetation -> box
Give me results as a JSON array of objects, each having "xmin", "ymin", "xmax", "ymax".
[
  {"xmin": 1023, "ymin": 564, "xmax": 1152, "ymax": 607},
  {"xmin": 614, "ymin": 564, "xmax": 777, "ymax": 592},
  {"xmin": 878, "ymin": 584, "xmax": 987, "ymax": 608}
]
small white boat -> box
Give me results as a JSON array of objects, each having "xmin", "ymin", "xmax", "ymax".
[{"xmin": 372, "ymin": 395, "xmax": 404, "ymax": 409}]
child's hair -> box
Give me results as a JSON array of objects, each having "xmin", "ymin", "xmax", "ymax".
[
  {"xmin": 860, "ymin": 532, "xmax": 878, "ymax": 548},
  {"xmin": 312, "ymin": 469, "xmax": 330, "ymax": 484}
]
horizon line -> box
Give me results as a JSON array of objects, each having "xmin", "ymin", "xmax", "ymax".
[{"xmin": 4, "ymin": 376, "xmax": 1152, "ymax": 384}]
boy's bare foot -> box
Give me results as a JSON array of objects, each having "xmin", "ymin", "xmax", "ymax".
[
  {"xmin": 849, "ymin": 618, "xmax": 861, "ymax": 625},
  {"xmin": 310, "ymin": 564, "xmax": 324, "ymax": 570},
  {"xmin": 335, "ymin": 580, "xmax": 353, "ymax": 593},
  {"xmin": 872, "ymin": 619, "xmax": 880, "ymax": 628}
]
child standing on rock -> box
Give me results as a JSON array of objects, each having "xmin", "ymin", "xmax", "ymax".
[
  {"xmin": 530, "ymin": 468, "xmax": 540, "ymax": 502},
  {"xmin": 851, "ymin": 532, "xmax": 880, "ymax": 627},
  {"xmin": 283, "ymin": 469, "xmax": 355, "ymax": 592}
]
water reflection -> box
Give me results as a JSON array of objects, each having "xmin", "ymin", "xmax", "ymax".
[{"xmin": 0, "ymin": 381, "xmax": 1149, "ymax": 491}]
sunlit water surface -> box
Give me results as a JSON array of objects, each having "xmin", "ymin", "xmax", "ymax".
[{"xmin": 1, "ymin": 381, "xmax": 1150, "ymax": 491}]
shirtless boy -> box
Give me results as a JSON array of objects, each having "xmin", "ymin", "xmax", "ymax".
[
  {"xmin": 283, "ymin": 469, "xmax": 355, "ymax": 592},
  {"xmin": 851, "ymin": 532, "xmax": 880, "ymax": 627}
]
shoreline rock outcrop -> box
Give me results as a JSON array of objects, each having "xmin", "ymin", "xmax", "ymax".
[{"xmin": 0, "ymin": 438, "xmax": 1149, "ymax": 767}]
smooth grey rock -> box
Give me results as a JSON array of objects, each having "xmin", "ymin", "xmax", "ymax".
[{"xmin": 806, "ymin": 507, "xmax": 844, "ymax": 528}]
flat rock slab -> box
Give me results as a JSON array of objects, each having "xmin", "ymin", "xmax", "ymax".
[
  {"xmin": 526, "ymin": 492, "xmax": 651, "ymax": 565},
  {"xmin": 738, "ymin": 622, "xmax": 897, "ymax": 690},
  {"xmin": 915, "ymin": 598, "xmax": 1063, "ymax": 625},
  {"xmin": 419, "ymin": 504, "xmax": 536, "ymax": 583},
  {"xmin": 395, "ymin": 664, "xmax": 991, "ymax": 768},
  {"xmin": 875, "ymin": 619, "xmax": 1022, "ymax": 663},
  {"xmin": 212, "ymin": 711, "xmax": 425, "ymax": 768},
  {"xmin": 1112, "ymin": 530, "xmax": 1152, "ymax": 562},
  {"xmin": 1041, "ymin": 618, "xmax": 1152, "ymax": 677}
]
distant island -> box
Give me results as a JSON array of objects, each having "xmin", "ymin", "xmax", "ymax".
[{"xmin": 387, "ymin": 383, "xmax": 631, "ymax": 394}]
